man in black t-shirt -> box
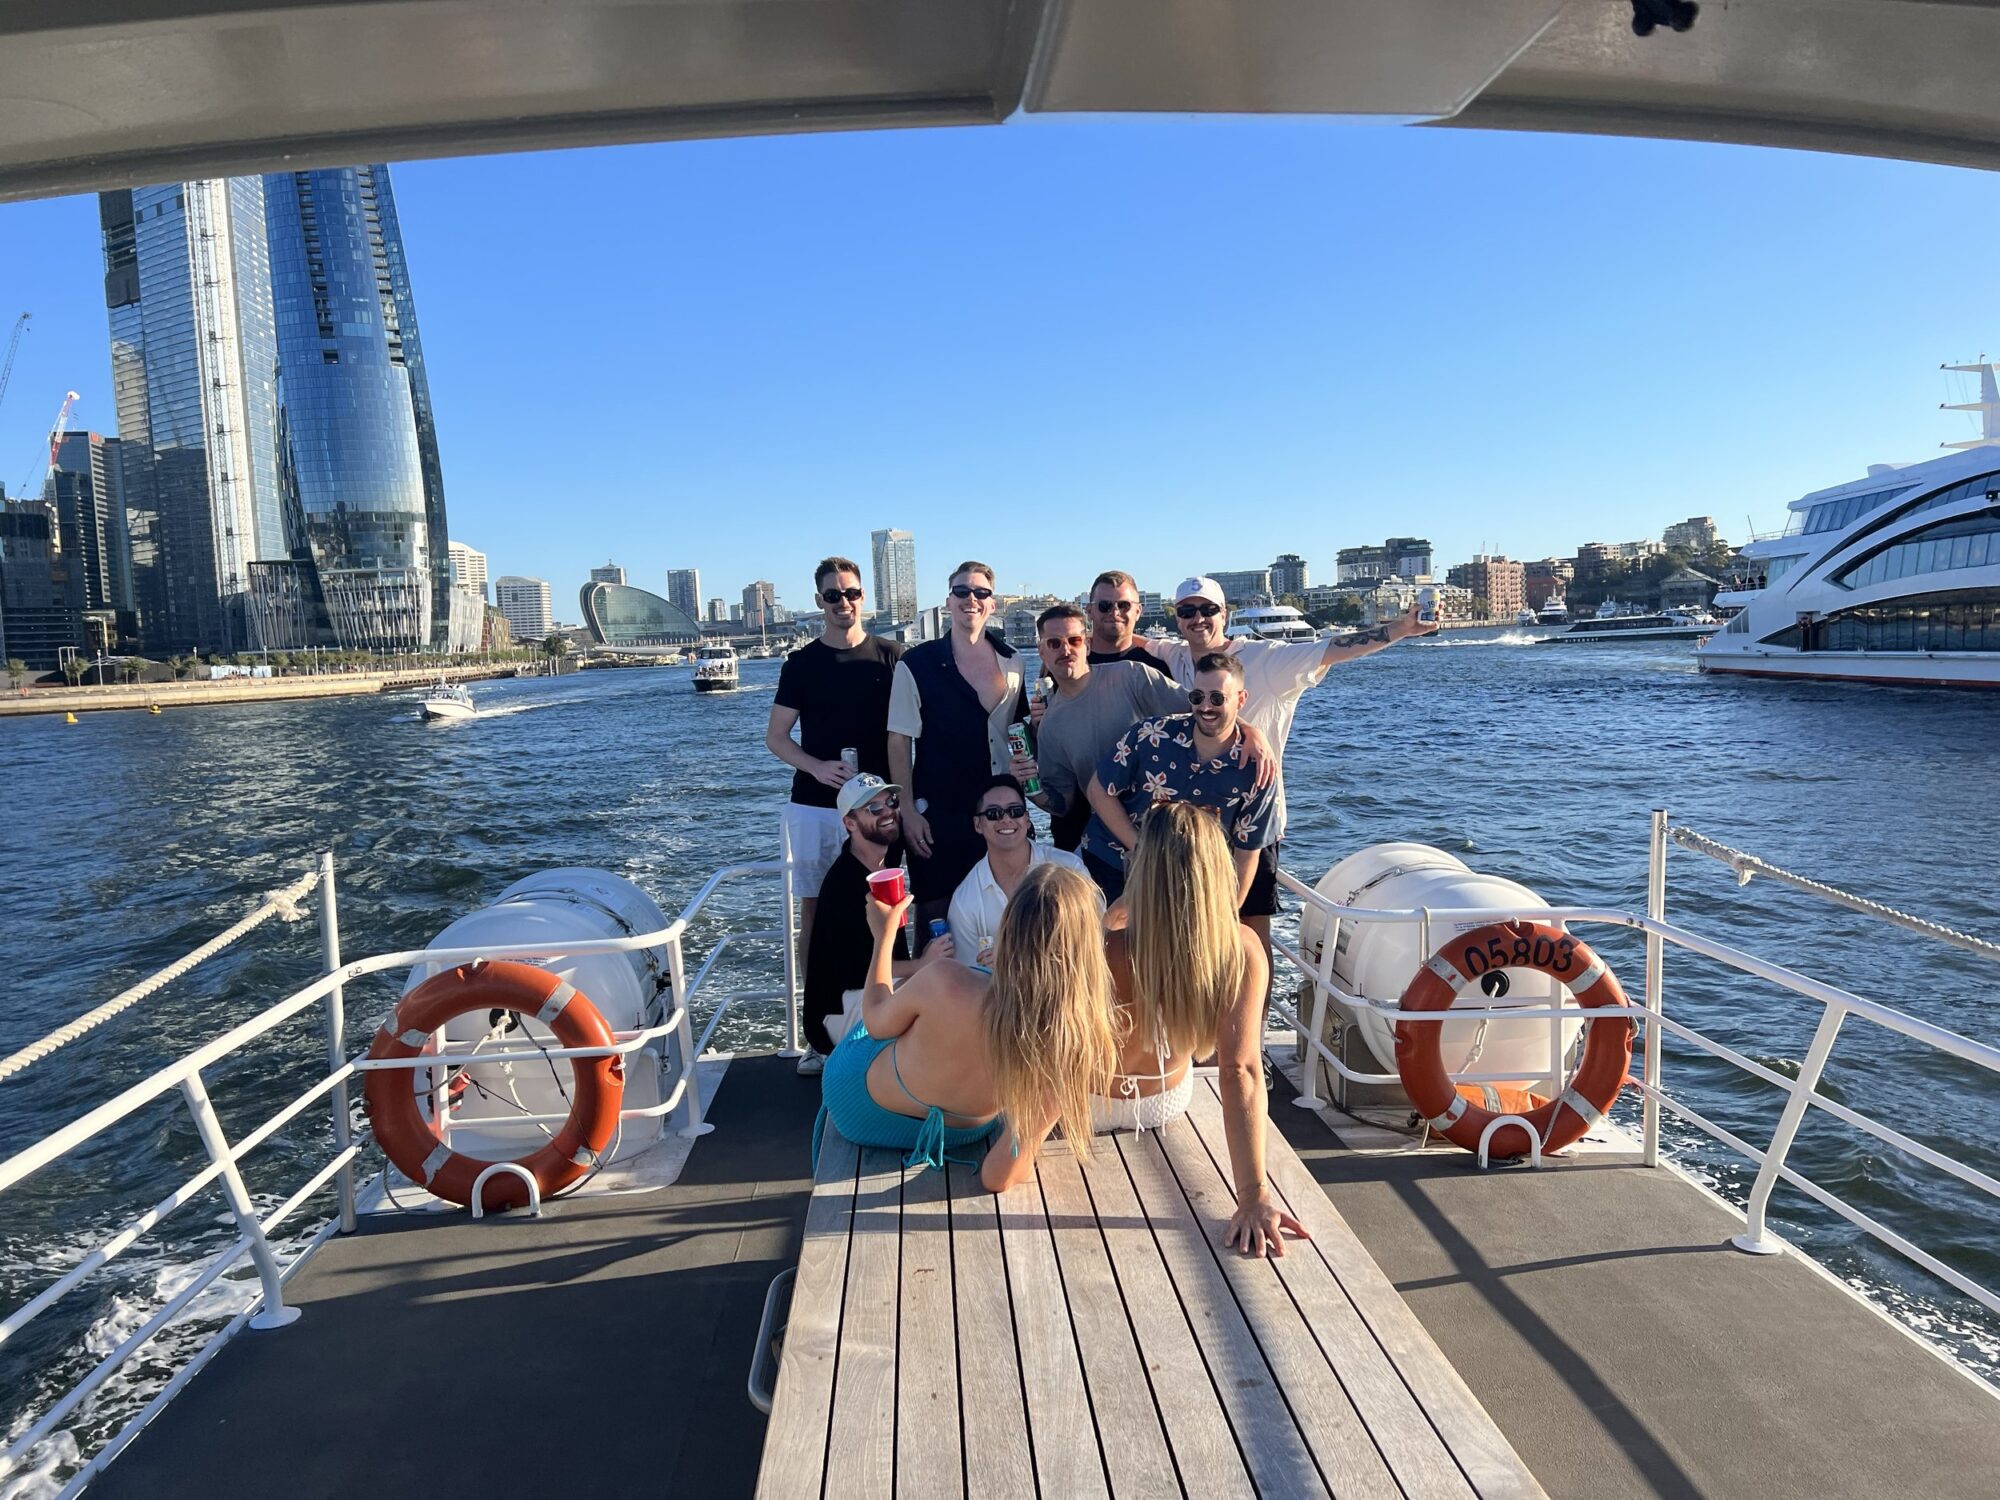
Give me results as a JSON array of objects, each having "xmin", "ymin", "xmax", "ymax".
[{"xmin": 767, "ymin": 555, "xmax": 905, "ymax": 962}]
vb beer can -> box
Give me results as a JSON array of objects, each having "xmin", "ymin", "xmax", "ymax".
[{"xmin": 1006, "ymin": 722, "xmax": 1042, "ymax": 796}]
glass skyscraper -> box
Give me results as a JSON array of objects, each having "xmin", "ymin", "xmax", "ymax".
[
  {"xmin": 254, "ymin": 164, "xmax": 454, "ymax": 652},
  {"xmin": 871, "ymin": 528, "xmax": 917, "ymax": 625},
  {"xmin": 101, "ymin": 180, "xmax": 286, "ymax": 653}
]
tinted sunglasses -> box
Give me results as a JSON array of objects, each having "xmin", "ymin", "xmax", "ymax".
[
  {"xmin": 1176, "ymin": 602, "xmax": 1222, "ymax": 620},
  {"xmin": 949, "ymin": 584, "xmax": 995, "ymax": 601},
  {"xmin": 821, "ymin": 587, "xmax": 864, "ymax": 604},
  {"xmin": 977, "ymin": 803, "xmax": 1029, "ymax": 822},
  {"xmin": 1094, "ymin": 599, "xmax": 1136, "ymax": 614},
  {"xmin": 1044, "ymin": 632, "xmax": 1087, "ymax": 649},
  {"xmin": 1187, "ymin": 689, "xmax": 1232, "ymax": 708},
  {"xmin": 862, "ymin": 795, "xmax": 900, "ymax": 815}
]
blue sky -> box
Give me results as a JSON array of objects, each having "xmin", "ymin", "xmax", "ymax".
[{"xmin": 1, "ymin": 120, "xmax": 1994, "ymax": 618}]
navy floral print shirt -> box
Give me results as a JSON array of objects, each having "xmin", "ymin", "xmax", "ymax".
[{"xmin": 1081, "ymin": 713, "xmax": 1278, "ymax": 869}]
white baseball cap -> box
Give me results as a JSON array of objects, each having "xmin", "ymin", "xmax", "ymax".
[
  {"xmin": 1173, "ymin": 575, "xmax": 1226, "ymax": 606},
  {"xmin": 836, "ymin": 773, "xmax": 902, "ymax": 818}
]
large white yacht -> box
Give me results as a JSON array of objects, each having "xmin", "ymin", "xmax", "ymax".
[
  {"xmin": 1700, "ymin": 362, "xmax": 2000, "ymax": 687},
  {"xmin": 1224, "ymin": 604, "xmax": 1318, "ymax": 643}
]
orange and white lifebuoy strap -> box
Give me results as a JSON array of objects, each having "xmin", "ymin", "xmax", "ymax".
[
  {"xmin": 1394, "ymin": 921, "xmax": 1633, "ymax": 1161},
  {"xmin": 363, "ymin": 961, "xmax": 624, "ymax": 1210}
]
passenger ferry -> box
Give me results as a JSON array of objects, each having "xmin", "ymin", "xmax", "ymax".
[
  {"xmin": 692, "ymin": 642, "xmax": 740, "ymax": 693},
  {"xmin": 4, "ymin": 6, "xmax": 2000, "ymax": 1499},
  {"xmin": 1224, "ymin": 604, "xmax": 1318, "ymax": 643},
  {"xmin": 1700, "ymin": 363, "xmax": 2000, "ymax": 688},
  {"xmin": 1540, "ymin": 600, "xmax": 1721, "ymax": 645}
]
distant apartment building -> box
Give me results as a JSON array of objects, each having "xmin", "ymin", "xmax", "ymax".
[
  {"xmin": 666, "ymin": 568, "xmax": 702, "ymax": 621},
  {"xmin": 1269, "ymin": 553, "xmax": 1309, "ymax": 598},
  {"xmin": 448, "ymin": 541, "xmax": 489, "ymax": 603},
  {"xmin": 1337, "ymin": 537, "xmax": 1432, "ymax": 584},
  {"xmin": 0, "ymin": 501, "xmax": 84, "ymax": 669},
  {"xmin": 1446, "ymin": 555, "xmax": 1526, "ymax": 621},
  {"xmin": 1663, "ymin": 516, "xmax": 1722, "ymax": 553},
  {"xmin": 590, "ymin": 561, "xmax": 626, "ymax": 587},
  {"xmin": 741, "ymin": 580, "xmax": 775, "ymax": 631},
  {"xmin": 50, "ymin": 431, "xmax": 136, "ymax": 638},
  {"xmin": 494, "ymin": 575, "xmax": 553, "ymax": 640},
  {"xmin": 1522, "ymin": 557, "xmax": 1574, "ymax": 610},
  {"xmin": 871, "ymin": 528, "xmax": 917, "ymax": 624},
  {"xmin": 1209, "ymin": 568, "xmax": 1273, "ymax": 606}
]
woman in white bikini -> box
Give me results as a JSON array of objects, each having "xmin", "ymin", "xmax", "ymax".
[{"xmin": 1099, "ymin": 801, "xmax": 1309, "ymax": 1258}]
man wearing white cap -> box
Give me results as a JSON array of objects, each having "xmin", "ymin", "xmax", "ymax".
[{"xmin": 1143, "ymin": 575, "xmax": 1432, "ymax": 948}]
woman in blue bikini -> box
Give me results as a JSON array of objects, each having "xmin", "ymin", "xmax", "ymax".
[{"xmin": 817, "ymin": 863, "xmax": 1119, "ymax": 1188}]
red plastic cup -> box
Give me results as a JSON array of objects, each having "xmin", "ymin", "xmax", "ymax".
[{"xmin": 866, "ymin": 867, "xmax": 907, "ymax": 905}]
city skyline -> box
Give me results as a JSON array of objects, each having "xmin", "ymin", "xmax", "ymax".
[{"xmin": 6, "ymin": 125, "xmax": 1999, "ymax": 631}]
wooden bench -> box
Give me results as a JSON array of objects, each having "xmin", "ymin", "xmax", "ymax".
[{"xmin": 756, "ymin": 1075, "xmax": 1546, "ymax": 1498}]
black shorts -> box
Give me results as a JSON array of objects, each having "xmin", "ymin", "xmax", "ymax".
[{"xmin": 1238, "ymin": 843, "xmax": 1282, "ymax": 920}]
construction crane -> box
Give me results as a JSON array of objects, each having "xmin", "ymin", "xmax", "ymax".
[
  {"xmin": 15, "ymin": 389, "xmax": 79, "ymax": 502},
  {"xmin": 0, "ymin": 313, "xmax": 27, "ymax": 416}
]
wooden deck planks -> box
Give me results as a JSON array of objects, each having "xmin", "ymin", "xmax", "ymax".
[
  {"xmin": 756, "ymin": 1127, "xmax": 860, "ymax": 1499},
  {"xmin": 997, "ymin": 1174, "xmax": 1113, "ymax": 1498},
  {"xmin": 824, "ymin": 1146, "xmax": 905, "ymax": 1497},
  {"xmin": 945, "ymin": 1163, "xmax": 1035, "ymax": 1500},
  {"xmin": 765, "ymin": 1103, "xmax": 1543, "ymax": 1500},
  {"xmin": 897, "ymin": 1159, "xmax": 962, "ymax": 1499},
  {"xmin": 1036, "ymin": 1147, "xmax": 1181, "ymax": 1497},
  {"xmin": 1215, "ymin": 1080, "xmax": 1549, "ymax": 1500}
]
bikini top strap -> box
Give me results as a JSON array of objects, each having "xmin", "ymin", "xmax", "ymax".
[{"xmin": 888, "ymin": 1038, "xmax": 943, "ymax": 1114}]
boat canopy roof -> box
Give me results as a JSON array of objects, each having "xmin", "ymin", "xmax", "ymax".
[{"xmin": 6, "ymin": 1, "xmax": 2000, "ymax": 203}]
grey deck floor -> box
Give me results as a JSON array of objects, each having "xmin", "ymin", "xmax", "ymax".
[
  {"xmin": 91, "ymin": 1054, "xmax": 820, "ymax": 1500},
  {"xmin": 1266, "ymin": 1070, "xmax": 2000, "ymax": 1500}
]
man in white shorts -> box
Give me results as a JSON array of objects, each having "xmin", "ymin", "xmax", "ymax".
[{"xmin": 766, "ymin": 555, "xmax": 905, "ymax": 978}]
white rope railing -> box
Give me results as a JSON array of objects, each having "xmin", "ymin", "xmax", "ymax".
[
  {"xmin": 1668, "ymin": 825, "xmax": 2000, "ymax": 964},
  {"xmin": 0, "ymin": 867, "xmax": 322, "ymax": 1082}
]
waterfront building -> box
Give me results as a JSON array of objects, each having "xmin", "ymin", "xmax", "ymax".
[
  {"xmin": 495, "ymin": 575, "xmax": 552, "ymax": 640},
  {"xmin": 590, "ymin": 561, "xmax": 626, "ymax": 587},
  {"xmin": 1523, "ymin": 557, "xmax": 1574, "ymax": 610},
  {"xmin": 448, "ymin": 541, "xmax": 489, "ymax": 602},
  {"xmin": 870, "ymin": 527, "xmax": 917, "ymax": 624},
  {"xmin": 1447, "ymin": 556, "xmax": 1526, "ymax": 621},
  {"xmin": 0, "ymin": 502, "xmax": 83, "ymax": 670},
  {"xmin": 666, "ymin": 568, "xmax": 702, "ymax": 621},
  {"xmin": 741, "ymin": 580, "xmax": 775, "ymax": 631},
  {"xmin": 480, "ymin": 605, "xmax": 512, "ymax": 653},
  {"xmin": 1659, "ymin": 567, "xmax": 1720, "ymax": 611},
  {"xmin": 579, "ymin": 581, "xmax": 703, "ymax": 649},
  {"xmin": 49, "ymin": 432, "xmax": 136, "ymax": 638},
  {"xmin": 1269, "ymin": 553, "xmax": 1309, "ymax": 598},
  {"xmin": 251, "ymin": 164, "xmax": 453, "ymax": 654},
  {"xmin": 1209, "ymin": 568, "xmax": 1273, "ymax": 606},
  {"xmin": 1664, "ymin": 517, "xmax": 1722, "ymax": 553},
  {"xmin": 99, "ymin": 181, "xmax": 287, "ymax": 654},
  {"xmin": 1337, "ymin": 537, "xmax": 1432, "ymax": 584}
]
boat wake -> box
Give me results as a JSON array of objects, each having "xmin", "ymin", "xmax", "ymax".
[{"xmin": 1422, "ymin": 630, "xmax": 1544, "ymax": 648}]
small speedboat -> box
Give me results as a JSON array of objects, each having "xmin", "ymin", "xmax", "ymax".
[{"xmin": 419, "ymin": 680, "xmax": 476, "ymax": 720}]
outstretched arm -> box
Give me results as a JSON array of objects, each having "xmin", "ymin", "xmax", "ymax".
[
  {"xmin": 1318, "ymin": 603, "xmax": 1432, "ymax": 670},
  {"xmin": 1214, "ymin": 934, "xmax": 1309, "ymax": 1257}
]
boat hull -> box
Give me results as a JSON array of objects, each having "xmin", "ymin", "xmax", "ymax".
[
  {"xmin": 1697, "ymin": 652, "xmax": 2000, "ymax": 688},
  {"xmin": 419, "ymin": 701, "xmax": 476, "ymax": 719},
  {"xmin": 693, "ymin": 676, "xmax": 737, "ymax": 693},
  {"xmin": 1540, "ymin": 625, "xmax": 1718, "ymax": 645}
]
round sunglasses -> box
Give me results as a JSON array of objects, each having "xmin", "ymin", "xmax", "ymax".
[
  {"xmin": 977, "ymin": 803, "xmax": 1029, "ymax": 822},
  {"xmin": 949, "ymin": 584, "xmax": 995, "ymax": 601},
  {"xmin": 862, "ymin": 795, "xmax": 900, "ymax": 816},
  {"xmin": 1187, "ymin": 689, "xmax": 1233, "ymax": 708}
]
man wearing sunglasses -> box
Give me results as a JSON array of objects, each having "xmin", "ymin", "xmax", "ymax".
[
  {"xmin": 798, "ymin": 773, "xmax": 934, "ymax": 1071},
  {"xmin": 945, "ymin": 775, "xmax": 1089, "ymax": 968},
  {"xmin": 1082, "ymin": 653, "xmax": 1277, "ymax": 907},
  {"xmin": 1085, "ymin": 569, "xmax": 1170, "ymax": 676},
  {"xmin": 769, "ymin": 555, "xmax": 904, "ymax": 967},
  {"xmin": 1140, "ymin": 575, "xmax": 1433, "ymax": 949}
]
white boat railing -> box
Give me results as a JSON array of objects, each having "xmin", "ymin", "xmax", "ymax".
[
  {"xmin": 0, "ymin": 849, "xmax": 802, "ymax": 1496},
  {"xmin": 1265, "ymin": 809, "xmax": 2000, "ymax": 1324}
]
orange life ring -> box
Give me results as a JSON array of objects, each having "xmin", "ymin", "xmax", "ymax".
[
  {"xmin": 1393, "ymin": 921, "xmax": 1632, "ymax": 1161},
  {"xmin": 364, "ymin": 961, "xmax": 625, "ymax": 1209}
]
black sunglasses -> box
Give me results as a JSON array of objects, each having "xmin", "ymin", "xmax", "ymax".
[
  {"xmin": 821, "ymin": 587, "xmax": 864, "ymax": 604},
  {"xmin": 862, "ymin": 795, "xmax": 900, "ymax": 815},
  {"xmin": 949, "ymin": 584, "xmax": 995, "ymax": 601},
  {"xmin": 978, "ymin": 803, "xmax": 1029, "ymax": 822},
  {"xmin": 1176, "ymin": 602, "xmax": 1222, "ymax": 620},
  {"xmin": 1094, "ymin": 599, "xmax": 1136, "ymax": 614},
  {"xmin": 1187, "ymin": 689, "xmax": 1232, "ymax": 708}
]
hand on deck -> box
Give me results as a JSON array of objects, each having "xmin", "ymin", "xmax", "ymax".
[
  {"xmin": 903, "ymin": 805, "xmax": 934, "ymax": 857},
  {"xmin": 1226, "ymin": 1189, "xmax": 1310, "ymax": 1258}
]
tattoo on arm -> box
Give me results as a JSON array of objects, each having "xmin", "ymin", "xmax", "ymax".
[{"xmin": 1331, "ymin": 627, "xmax": 1391, "ymax": 649}]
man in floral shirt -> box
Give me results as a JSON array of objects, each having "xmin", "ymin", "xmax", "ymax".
[{"xmin": 1081, "ymin": 652, "xmax": 1277, "ymax": 907}]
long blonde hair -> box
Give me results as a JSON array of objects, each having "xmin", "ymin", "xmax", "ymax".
[
  {"xmin": 1123, "ymin": 802, "xmax": 1246, "ymax": 1056},
  {"xmin": 984, "ymin": 864, "xmax": 1120, "ymax": 1153}
]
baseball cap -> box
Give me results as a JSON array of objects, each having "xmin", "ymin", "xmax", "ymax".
[
  {"xmin": 836, "ymin": 772, "xmax": 902, "ymax": 818},
  {"xmin": 1174, "ymin": 575, "xmax": 1226, "ymax": 606}
]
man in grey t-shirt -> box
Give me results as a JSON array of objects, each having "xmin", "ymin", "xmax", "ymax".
[{"xmin": 1025, "ymin": 603, "xmax": 1202, "ymax": 850}]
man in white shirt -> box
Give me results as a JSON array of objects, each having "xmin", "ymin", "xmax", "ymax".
[
  {"xmin": 1145, "ymin": 575, "xmax": 1432, "ymax": 948},
  {"xmin": 946, "ymin": 775, "xmax": 1088, "ymax": 967}
]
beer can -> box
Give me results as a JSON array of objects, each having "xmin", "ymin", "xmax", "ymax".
[
  {"xmin": 1416, "ymin": 585, "xmax": 1439, "ymax": 626},
  {"xmin": 839, "ymin": 746, "xmax": 859, "ymax": 773},
  {"xmin": 1006, "ymin": 722, "xmax": 1042, "ymax": 796},
  {"xmin": 928, "ymin": 919, "xmax": 950, "ymax": 941}
]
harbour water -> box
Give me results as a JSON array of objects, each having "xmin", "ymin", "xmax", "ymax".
[{"xmin": 3, "ymin": 637, "xmax": 1998, "ymax": 1483}]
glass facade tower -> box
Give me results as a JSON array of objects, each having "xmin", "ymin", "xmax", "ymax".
[
  {"xmin": 871, "ymin": 528, "xmax": 917, "ymax": 625},
  {"xmin": 256, "ymin": 164, "xmax": 452, "ymax": 652}
]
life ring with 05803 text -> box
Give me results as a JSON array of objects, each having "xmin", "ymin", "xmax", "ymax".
[
  {"xmin": 1392, "ymin": 920, "xmax": 1633, "ymax": 1161},
  {"xmin": 363, "ymin": 960, "xmax": 625, "ymax": 1210}
]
